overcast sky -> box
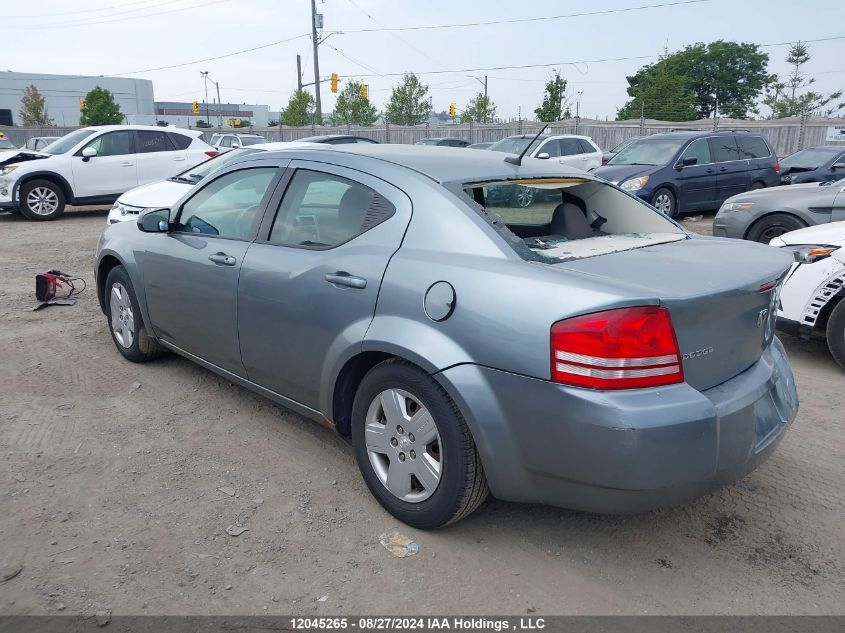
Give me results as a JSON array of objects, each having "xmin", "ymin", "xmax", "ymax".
[{"xmin": 4, "ymin": 0, "xmax": 844, "ymax": 119}]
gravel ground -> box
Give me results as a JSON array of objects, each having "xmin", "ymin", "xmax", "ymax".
[{"xmin": 0, "ymin": 207, "xmax": 842, "ymax": 616}]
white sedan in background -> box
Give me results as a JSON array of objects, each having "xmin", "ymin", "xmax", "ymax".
[
  {"xmin": 487, "ymin": 133, "xmax": 603, "ymax": 171},
  {"xmin": 107, "ymin": 141, "xmax": 321, "ymax": 224},
  {"xmin": 771, "ymin": 221, "xmax": 845, "ymax": 369}
]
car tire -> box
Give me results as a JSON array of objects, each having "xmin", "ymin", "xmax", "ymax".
[
  {"xmin": 351, "ymin": 359, "xmax": 489, "ymax": 529},
  {"xmin": 19, "ymin": 179, "xmax": 66, "ymax": 221},
  {"xmin": 746, "ymin": 213, "xmax": 806, "ymax": 244},
  {"xmin": 652, "ymin": 188, "xmax": 677, "ymax": 217},
  {"xmin": 104, "ymin": 266, "xmax": 162, "ymax": 363},
  {"xmin": 750, "ymin": 181, "xmax": 766, "ymax": 190},
  {"xmin": 826, "ymin": 300, "xmax": 845, "ymax": 370}
]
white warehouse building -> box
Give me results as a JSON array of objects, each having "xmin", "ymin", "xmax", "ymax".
[{"xmin": 0, "ymin": 71, "xmax": 155, "ymax": 127}]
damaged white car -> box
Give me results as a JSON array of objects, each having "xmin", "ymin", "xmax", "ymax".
[{"xmin": 771, "ymin": 221, "xmax": 845, "ymax": 369}]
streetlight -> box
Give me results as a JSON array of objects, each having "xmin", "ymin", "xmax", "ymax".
[{"xmin": 201, "ymin": 71, "xmax": 222, "ymax": 129}]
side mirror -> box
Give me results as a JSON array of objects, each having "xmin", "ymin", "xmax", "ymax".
[
  {"xmin": 536, "ymin": 152, "xmax": 550, "ymax": 160},
  {"xmin": 833, "ymin": 162, "xmax": 845, "ymax": 170},
  {"xmin": 678, "ymin": 156, "xmax": 698, "ymax": 168},
  {"xmin": 81, "ymin": 147, "xmax": 97, "ymax": 161},
  {"xmin": 137, "ymin": 209, "xmax": 171, "ymax": 233}
]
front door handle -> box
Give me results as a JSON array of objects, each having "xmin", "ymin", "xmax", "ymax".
[
  {"xmin": 121, "ymin": 162, "xmax": 134, "ymax": 167},
  {"xmin": 208, "ymin": 252, "xmax": 237, "ymax": 266},
  {"xmin": 173, "ymin": 156, "xmax": 187, "ymax": 161},
  {"xmin": 325, "ymin": 271, "xmax": 367, "ymax": 289}
]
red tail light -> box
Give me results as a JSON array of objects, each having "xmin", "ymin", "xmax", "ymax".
[
  {"xmin": 205, "ymin": 150, "xmax": 219, "ymax": 158},
  {"xmin": 550, "ymin": 306, "xmax": 684, "ymax": 390},
  {"xmin": 773, "ymin": 160, "xmax": 779, "ymax": 174}
]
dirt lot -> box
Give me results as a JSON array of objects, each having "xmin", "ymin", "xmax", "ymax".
[{"xmin": 0, "ymin": 208, "xmax": 842, "ymax": 616}]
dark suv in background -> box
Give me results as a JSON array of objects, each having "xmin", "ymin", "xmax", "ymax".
[{"xmin": 593, "ymin": 131, "xmax": 780, "ymax": 216}]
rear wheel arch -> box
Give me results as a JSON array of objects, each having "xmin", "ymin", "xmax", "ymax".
[{"xmin": 331, "ymin": 351, "xmax": 395, "ymax": 436}]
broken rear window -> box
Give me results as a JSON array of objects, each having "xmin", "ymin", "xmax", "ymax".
[{"xmin": 460, "ymin": 178, "xmax": 687, "ymax": 262}]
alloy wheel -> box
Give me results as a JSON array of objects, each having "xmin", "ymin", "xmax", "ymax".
[{"xmin": 26, "ymin": 187, "xmax": 59, "ymax": 216}]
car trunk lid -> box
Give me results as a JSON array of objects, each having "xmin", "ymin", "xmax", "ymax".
[{"xmin": 556, "ymin": 237, "xmax": 794, "ymax": 391}]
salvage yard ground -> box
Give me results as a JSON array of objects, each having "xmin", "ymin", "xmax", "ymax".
[{"xmin": 0, "ymin": 208, "xmax": 842, "ymax": 615}]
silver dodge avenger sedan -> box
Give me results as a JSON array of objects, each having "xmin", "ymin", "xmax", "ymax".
[{"xmin": 95, "ymin": 145, "xmax": 799, "ymax": 529}]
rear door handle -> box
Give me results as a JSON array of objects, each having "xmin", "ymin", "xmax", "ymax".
[
  {"xmin": 173, "ymin": 156, "xmax": 187, "ymax": 161},
  {"xmin": 121, "ymin": 162, "xmax": 134, "ymax": 167},
  {"xmin": 720, "ymin": 167, "xmax": 728, "ymax": 172},
  {"xmin": 325, "ymin": 271, "xmax": 367, "ymax": 289},
  {"xmin": 208, "ymin": 252, "xmax": 237, "ymax": 266}
]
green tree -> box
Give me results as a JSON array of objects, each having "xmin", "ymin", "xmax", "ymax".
[
  {"xmin": 763, "ymin": 42, "xmax": 844, "ymax": 118},
  {"xmin": 384, "ymin": 73, "xmax": 430, "ymax": 125},
  {"xmin": 332, "ymin": 80, "xmax": 378, "ymax": 126},
  {"xmin": 534, "ymin": 71, "xmax": 570, "ymax": 122},
  {"xmin": 19, "ymin": 85, "xmax": 53, "ymax": 126},
  {"xmin": 281, "ymin": 89, "xmax": 316, "ymax": 126},
  {"xmin": 621, "ymin": 41, "xmax": 769, "ymax": 120},
  {"xmin": 460, "ymin": 92, "xmax": 496, "ymax": 124},
  {"xmin": 79, "ymin": 86, "xmax": 123, "ymax": 125},
  {"xmin": 617, "ymin": 58, "xmax": 698, "ymax": 121}
]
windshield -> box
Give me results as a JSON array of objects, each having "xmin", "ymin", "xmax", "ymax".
[
  {"xmin": 175, "ymin": 147, "xmax": 261, "ymax": 183},
  {"xmin": 781, "ymin": 147, "xmax": 841, "ymax": 169},
  {"xmin": 0, "ymin": 138, "xmax": 14, "ymax": 149},
  {"xmin": 610, "ymin": 138, "xmax": 637, "ymax": 153},
  {"xmin": 42, "ymin": 129, "xmax": 97, "ymax": 155},
  {"xmin": 489, "ymin": 137, "xmax": 545, "ymax": 155},
  {"xmin": 607, "ymin": 138, "xmax": 687, "ymax": 166},
  {"xmin": 239, "ymin": 136, "xmax": 266, "ymax": 147}
]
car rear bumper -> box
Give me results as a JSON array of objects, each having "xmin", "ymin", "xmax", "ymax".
[{"xmin": 436, "ymin": 337, "xmax": 797, "ymax": 514}]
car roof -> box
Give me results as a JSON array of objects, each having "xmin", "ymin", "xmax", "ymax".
[
  {"xmin": 254, "ymin": 143, "xmax": 595, "ymax": 184},
  {"xmin": 802, "ymin": 145, "xmax": 845, "ymax": 152},
  {"xmin": 420, "ymin": 137, "xmax": 464, "ymax": 141},
  {"xmin": 80, "ymin": 124, "xmax": 201, "ymax": 135}
]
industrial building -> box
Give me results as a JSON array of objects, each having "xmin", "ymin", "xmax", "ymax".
[{"xmin": 0, "ymin": 71, "xmax": 155, "ymax": 127}]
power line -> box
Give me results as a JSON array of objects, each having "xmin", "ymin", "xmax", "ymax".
[
  {"xmin": 5, "ymin": 0, "xmax": 166, "ymax": 18},
  {"xmin": 335, "ymin": 35, "xmax": 845, "ymax": 79},
  {"xmin": 15, "ymin": 0, "xmax": 235, "ymax": 29},
  {"xmin": 330, "ymin": 0, "xmax": 718, "ymax": 34}
]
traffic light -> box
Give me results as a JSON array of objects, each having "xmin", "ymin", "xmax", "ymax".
[
  {"xmin": 192, "ymin": 100, "xmax": 199, "ymax": 114},
  {"xmin": 449, "ymin": 103, "xmax": 456, "ymax": 118},
  {"xmin": 361, "ymin": 84, "xmax": 368, "ymax": 99},
  {"xmin": 79, "ymin": 98, "xmax": 86, "ymax": 110},
  {"xmin": 330, "ymin": 72, "xmax": 339, "ymax": 94}
]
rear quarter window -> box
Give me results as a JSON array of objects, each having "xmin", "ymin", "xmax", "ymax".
[
  {"xmin": 168, "ymin": 133, "xmax": 192, "ymax": 150},
  {"xmin": 737, "ymin": 136, "xmax": 771, "ymax": 159}
]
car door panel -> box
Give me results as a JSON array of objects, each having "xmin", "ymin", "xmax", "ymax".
[
  {"xmin": 708, "ymin": 136, "xmax": 747, "ymax": 203},
  {"xmin": 135, "ymin": 130, "xmax": 189, "ymax": 185},
  {"xmin": 675, "ymin": 138, "xmax": 716, "ymax": 211},
  {"xmin": 71, "ymin": 131, "xmax": 138, "ymax": 197},
  {"xmin": 238, "ymin": 161, "xmax": 412, "ymax": 409},
  {"xmin": 140, "ymin": 163, "xmax": 286, "ymax": 376},
  {"xmin": 833, "ymin": 186, "xmax": 845, "ymax": 222}
]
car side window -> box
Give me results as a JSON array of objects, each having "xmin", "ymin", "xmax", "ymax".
[
  {"xmin": 737, "ymin": 136, "xmax": 771, "ymax": 159},
  {"xmin": 560, "ymin": 138, "xmax": 583, "ymax": 156},
  {"xmin": 168, "ymin": 133, "xmax": 192, "ymax": 150},
  {"xmin": 577, "ymin": 139, "xmax": 596, "ymax": 154},
  {"xmin": 538, "ymin": 140, "xmax": 561, "ymax": 157},
  {"xmin": 175, "ymin": 167, "xmax": 277, "ymax": 240},
  {"xmin": 84, "ymin": 131, "xmax": 134, "ymax": 157},
  {"xmin": 709, "ymin": 137, "xmax": 741, "ymax": 163},
  {"xmin": 681, "ymin": 138, "xmax": 712, "ymax": 165},
  {"xmin": 268, "ymin": 169, "xmax": 395, "ymax": 249},
  {"xmin": 137, "ymin": 131, "xmax": 171, "ymax": 153},
  {"xmin": 218, "ymin": 136, "xmax": 232, "ymax": 148}
]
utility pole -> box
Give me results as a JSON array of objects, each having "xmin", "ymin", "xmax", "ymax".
[
  {"xmin": 296, "ymin": 55, "xmax": 303, "ymax": 92},
  {"xmin": 201, "ymin": 71, "xmax": 210, "ymax": 125},
  {"xmin": 310, "ymin": 0, "xmax": 322, "ymax": 122}
]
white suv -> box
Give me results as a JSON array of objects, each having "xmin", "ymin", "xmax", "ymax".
[
  {"xmin": 488, "ymin": 134, "xmax": 603, "ymax": 171},
  {"xmin": 0, "ymin": 125, "xmax": 216, "ymax": 221},
  {"xmin": 209, "ymin": 133, "xmax": 267, "ymax": 151}
]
